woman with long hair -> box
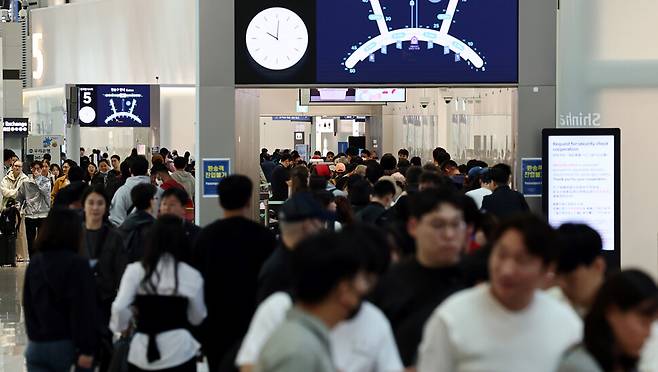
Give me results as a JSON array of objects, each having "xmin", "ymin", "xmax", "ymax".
[
  {"xmin": 110, "ymin": 215, "xmax": 206, "ymax": 371},
  {"xmin": 84, "ymin": 162, "xmax": 98, "ymax": 185},
  {"xmin": 23, "ymin": 209, "xmax": 98, "ymax": 372},
  {"xmin": 51, "ymin": 159, "xmax": 77, "ymax": 204},
  {"xmin": 81, "ymin": 185, "xmax": 126, "ymax": 370},
  {"xmin": 559, "ymin": 270, "xmax": 658, "ymax": 372},
  {"xmin": 288, "ymin": 165, "xmax": 310, "ymax": 196}
]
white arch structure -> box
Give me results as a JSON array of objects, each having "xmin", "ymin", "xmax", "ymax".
[{"xmin": 345, "ymin": 0, "xmax": 483, "ymax": 69}]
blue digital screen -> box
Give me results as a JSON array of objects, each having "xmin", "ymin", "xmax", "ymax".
[
  {"xmin": 78, "ymin": 85, "xmax": 151, "ymax": 127},
  {"xmin": 316, "ymin": 0, "xmax": 518, "ymax": 84}
]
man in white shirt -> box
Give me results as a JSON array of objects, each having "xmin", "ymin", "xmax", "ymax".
[
  {"xmin": 464, "ymin": 167, "xmax": 492, "ymax": 209},
  {"xmin": 417, "ymin": 214, "xmax": 582, "ymax": 372}
]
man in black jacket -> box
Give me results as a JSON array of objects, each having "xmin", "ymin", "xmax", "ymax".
[
  {"xmin": 356, "ymin": 179, "xmax": 396, "ymax": 226},
  {"xmin": 481, "ymin": 163, "xmax": 529, "ymax": 219},
  {"xmin": 116, "ymin": 183, "xmax": 157, "ymax": 275},
  {"xmin": 193, "ymin": 175, "xmax": 277, "ymax": 372},
  {"xmin": 270, "ymin": 154, "xmax": 292, "ymax": 201}
]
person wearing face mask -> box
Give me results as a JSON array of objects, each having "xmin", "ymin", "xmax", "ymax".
[
  {"xmin": 80, "ymin": 185, "xmax": 125, "ymax": 372},
  {"xmin": 16, "ymin": 161, "xmax": 51, "ymax": 258},
  {"xmin": 417, "ymin": 214, "xmax": 582, "ymax": 372},
  {"xmin": 256, "ymin": 192, "xmax": 329, "ymax": 304},
  {"xmin": 558, "ymin": 270, "xmax": 658, "ymax": 372},
  {"xmin": 91, "ymin": 159, "xmax": 112, "ymax": 187},
  {"xmin": 237, "ymin": 225, "xmax": 403, "ymax": 372},
  {"xmin": 369, "ymin": 189, "xmax": 467, "ymax": 368},
  {"xmin": 254, "ymin": 230, "xmax": 373, "ymax": 372}
]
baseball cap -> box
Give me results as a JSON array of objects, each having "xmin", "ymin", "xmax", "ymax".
[
  {"xmin": 279, "ymin": 192, "xmax": 333, "ymax": 223},
  {"xmin": 315, "ymin": 164, "xmax": 331, "ymax": 178},
  {"xmin": 467, "ymin": 166, "xmax": 485, "ymax": 180}
]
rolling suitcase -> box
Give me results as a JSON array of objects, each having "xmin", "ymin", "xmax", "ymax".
[
  {"xmin": 0, "ymin": 235, "xmax": 16, "ymax": 267},
  {"xmin": 0, "ymin": 203, "xmax": 19, "ymax": 267}
]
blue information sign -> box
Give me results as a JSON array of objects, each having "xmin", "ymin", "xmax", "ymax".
[
  {"xmin": 522, "ymin": 158, "xmax": 542, "ymax": 197},
  {"xmin": 202, "ymin": 158, "xmax": 231, "ymax": 198}
]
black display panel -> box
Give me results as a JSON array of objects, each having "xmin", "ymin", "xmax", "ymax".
[
  {"xmin": 78, "ymin": 85, "xmax": 151, "ymax": 127},
  {"xmin": 236, "ymin": 0, "xmax": 518, "ymax": 85},
  {"xmin": 542, "ymin": 128, "xmax": 621, "ymax": 270}
]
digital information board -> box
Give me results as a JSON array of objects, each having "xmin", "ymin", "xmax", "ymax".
[
  {"xmin": 78, "ymin": 85, "xmax": 151, "ymax": 127},
  {"xmin": 543, "ymin": 129, "xmax": 620, "ymax": 265},
  {"xmin": 235, "ymin": 0, "xmax": 518, "ymax": 85}
]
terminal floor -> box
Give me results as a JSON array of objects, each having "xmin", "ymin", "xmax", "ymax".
[
  {"xmin": 0, "ymin": 266, "xmax": 209, "ymax": 372},
  {"xmin": 0, "ymin": 266, "xmax": 27, "ymax": 372}
]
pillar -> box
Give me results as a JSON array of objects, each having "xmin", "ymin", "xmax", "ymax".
[
  {"xmin": 515, "ymin": 0, "xmax": 557, "ymax": 212},
  {"xmin": 196, "ymin": 0, "xmax": 261, "ymax": 225}
]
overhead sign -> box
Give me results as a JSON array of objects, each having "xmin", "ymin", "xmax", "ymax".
[
  {"xmin": 236, "ymin": 0, "xmax": 518, "ymax": 85},
  {"xmin": 543, "ymin": 129, "xmax": 620, "ymax": 266},
  {"xmin": 304, "ymin": 88, "xmax": 406, "ymax": 103},
  {"xmin": 271, "ymin": 116, "xmax": 313, "ymax": 122},
  {"xmin": 3, "ymin": 118, "xmax": 29, "ymax": 136},
  {"xmin": 202, "ymin": 158, "xmax": 231, "ymax": 198},
  {"xmin": 521, "ymin": 158, "xmax": 542, "ymax": 197},
  {"xmin": 78, "ymin": 85, "xmax": 151, "ymax": 127}
]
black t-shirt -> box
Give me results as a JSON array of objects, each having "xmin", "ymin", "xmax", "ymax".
[
  {"xmin": 256, "ymin": 244, "xmax": 293, "ymax": 304},
  {"xmin": 270, "ymin": 165, "xmax": 290, "ymax": 201},
  {"xmin": 369, "ymin": 257, "xmax": 465, "ymax": 367},
  {"xmin": 192, "ymin": 217, "xmax": 276, "ymax": 359},
  {"xmin": 356, "ymin": 202, "xmax": 388, "ymax": 226}
]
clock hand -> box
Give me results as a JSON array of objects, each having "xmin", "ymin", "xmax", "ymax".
[
  {"xmin": 266, "ymin": 31, "xmax": 278, "ymax": 40},
  {"xmin": 276, "ymin": 20, "xmax": 280, "ymax": 39}
]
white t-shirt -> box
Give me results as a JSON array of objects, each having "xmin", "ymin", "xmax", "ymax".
[
  {"xmin": 465, "ymin": 187, "xmax": 492, "ymax": 210},
  {"xmin": 236, "ymin": 292, "xmax": 403, "ymax": 372},
  {"xmin": 417, "ymin": 284, "xmax": 582, "ymax": 372},
  {"xmin": 110, "ymin": 257, "xmax": 207, "ymax": 370}
]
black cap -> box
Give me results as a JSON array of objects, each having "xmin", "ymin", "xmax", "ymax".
[{"xmin": 279, "ymin": 192, "xmax": 333, "ymax": 223}]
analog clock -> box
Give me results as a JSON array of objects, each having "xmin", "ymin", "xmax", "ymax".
[{"xmin": 245, "ymin": 7, "xmax": 309, "ymax": 71}]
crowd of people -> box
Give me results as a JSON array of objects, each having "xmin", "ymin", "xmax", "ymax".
[{"xmin": 13, "ymin": 143, "xmax": 658, "ymax": 372}]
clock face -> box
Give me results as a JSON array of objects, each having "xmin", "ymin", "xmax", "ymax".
[{"xmin": 246, "ymin": 7, "xmax": 309, "ymax": 71}]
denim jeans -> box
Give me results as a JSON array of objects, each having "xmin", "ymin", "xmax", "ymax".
[{"xmin": 25, "ymin": 339, "xmax": 75, "ymax": 372}]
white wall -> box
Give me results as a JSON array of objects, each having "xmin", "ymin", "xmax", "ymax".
[
  {"xmin": 29, "ymin": 0, "xmax": 195, "ymax": 157},
  {"xmin": 383, "ymin": 88, "xmax": 514, "ymax": 164},
  {"xmin": 160, "ymin": 86, "xmax": 196, "ymax": 154},
  {"xmin": 259, "ymin": 118, "xmax": 311, "ymax": 152},
  {"xmin": 30, "ymin": 0, "xmax": 194, "ymax": 87},
  {"xmin": 558, "ymin": 0, "xmax": 658, "ymax": 275}
]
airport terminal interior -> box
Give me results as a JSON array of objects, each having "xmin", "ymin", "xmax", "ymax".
[{"xmin": 2, "ymin": 0, "xmax": 658, "ymax": 371}]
